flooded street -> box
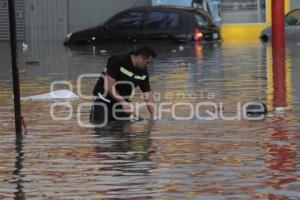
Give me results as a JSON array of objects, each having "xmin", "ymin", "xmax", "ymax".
[{"xmin": 1, "ymin": 40, "xmax": 300, "ymax": 199}]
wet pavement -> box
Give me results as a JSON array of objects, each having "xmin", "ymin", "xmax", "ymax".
[{"xmin": 0, "ymin": 40, "xmax": 300, "ymax": 199}]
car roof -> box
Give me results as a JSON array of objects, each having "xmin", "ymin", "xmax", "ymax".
[
  {"xmin": 127, "ymin": 5, "xmax": 209, "ymax": 15},
  {"xmin": 286, "ymin": 8, "xmax": 300, "ymax": 15}
]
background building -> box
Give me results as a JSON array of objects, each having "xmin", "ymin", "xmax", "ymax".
[
  {"xmin": 220, "ymin": 0, "xmax": 291, "ymax": 40},
  {"xmin": 152, "ymin": 0, "xmax": 299, "ymax": 40},
  {"xmin": 0, "ymin": 0, "xmax": 299, "ymax": 42},
  {"xmin": 0, "ymin": 0, "xmax": 150, "ymax": 41},
  {"xmin": 291, "ymin": 0, "xmax": 300, "ymax": 8},
  {"xmin": 0, "ymin": 0, "xmax": 24, "ymax": 40}
]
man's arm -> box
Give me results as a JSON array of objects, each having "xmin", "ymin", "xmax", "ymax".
[
  {"xmin": 142, "ymin": 91, "xmax": 156, "ymax": 120},
  {"xmin": 105, "ymin": 74, "xmax": 133, "ymax": 114}
]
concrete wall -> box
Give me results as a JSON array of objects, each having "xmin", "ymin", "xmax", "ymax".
[
  {"xmin": 291, "ymin": 0, "xmax": 300, "ymax": 9},
  {"xmin": 24, "ymin": 0, "xmax": 68, "ymax": 41},
  {"xmin": 24, "ymin": 0, "xmax": 151, "ymax": 41},
  {"xmin": 0, "ymin": 0, "xmax": 24, "ymax": 40},
  {"xmin": 69, "ymin": 0, "xmax": 151, "ymax": 32}
]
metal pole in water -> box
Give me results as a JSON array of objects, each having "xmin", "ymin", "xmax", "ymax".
[
  {"xmin": 272, "ymin": 0, "xmax": 289, "ymax": 112},
  {"xmin": 272, "ymin": 0, "xmax": 285, "ymax": 51},
  {"xmin": 8, "ymin": 0, "xmax": 22, "ymax": 136}
]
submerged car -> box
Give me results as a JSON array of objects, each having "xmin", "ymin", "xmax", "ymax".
[
  {"xmin": 261, "ymin": 8, "xmax": 300, "ymax": 42},
  {"xmin": 64, "ymin": 6, "xmax": 221, "ymax": 45}
]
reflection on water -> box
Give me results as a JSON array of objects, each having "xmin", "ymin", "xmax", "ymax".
[
  {"xmin": 0, "ymin": 40, "xmax": 300, "ymax": 199},
  {"xmin": 13, "ymin": 137, "xmax": 25, "ymax": 200}
]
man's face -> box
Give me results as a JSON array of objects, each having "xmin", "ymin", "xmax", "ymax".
[{"xmin": 137, "ymin": 55, "xmax": 153, "ymax": 69}]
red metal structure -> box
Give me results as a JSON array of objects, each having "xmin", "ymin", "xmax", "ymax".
[
  {"xmin": 272, "ymin": 0, "xmax": 286, "ymax": 51},
  {"xmin": 272, "ymin": 0, "xmax": 288, "ymax": 110}
]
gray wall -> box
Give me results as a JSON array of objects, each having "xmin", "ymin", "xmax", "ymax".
[
  {"xmin": 24, "ymin": 0, "xmax": 68, "ymax": 41},
  {"xmin": 291, "ymin": 0, "xmax": 300, "ymax": 9},
  {"xmin": 69, "ymin": 0, "xmax": 151, "ymax": 32},
  {"xmin": 0, "ymin": 0, "xmax": 24, "ymax": 40},
  {"xmin": 24, "ymin": 0, "xmax": 151, "ymax": 41}
]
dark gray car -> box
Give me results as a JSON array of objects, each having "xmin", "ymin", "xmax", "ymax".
[
  {"xmin": 64, "ymin": 6, "xmax": 220, "ymax": 45},
  {"xmin": 261, "ymin": 8, "xmax": 300, "ymax": 42}
]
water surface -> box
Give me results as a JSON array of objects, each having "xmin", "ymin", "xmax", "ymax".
[{"xmin": 0, "ymin": 40, "xmax": 300, "ymax": 199}]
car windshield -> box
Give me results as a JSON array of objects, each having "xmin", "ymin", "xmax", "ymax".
[{"xmin": 285, "ymin": 9, "xmax": 300, "ymax": 26}]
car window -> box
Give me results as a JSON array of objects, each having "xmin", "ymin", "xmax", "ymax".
[
  {"xmin": 195, "ymin": 14, "xmax": 209, "ymax": 27},
  {"xmin": 285, "ymin": 9, "xmax": 300, "ymax": 26},
  {"xmin": 144, "ymin": 11, "xmax": 179, "ymax": 29},
  {"xmin": 109, "ymin": 11, "xmax": 144, "ymax": 30}
]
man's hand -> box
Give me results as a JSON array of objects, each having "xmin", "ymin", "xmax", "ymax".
[{"xmin": 142, "ymin": 91, "xmax": 157, "ymax": 120}]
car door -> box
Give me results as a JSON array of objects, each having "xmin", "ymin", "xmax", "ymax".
[
  {"xmin": 285, "ymin": 9, "xmax": 300, "ymax": 41},
  {"xmin": 140, "ymin": 10, "xmax": 180, "ymax": 40},
  {"xmin": 104, "ymin": 10, "xmax": 145, "ymax": 41}
]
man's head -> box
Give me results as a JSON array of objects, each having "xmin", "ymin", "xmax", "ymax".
[{"xmin": 131, "ymin": 45, "xmax": 156, "ymax": 69}]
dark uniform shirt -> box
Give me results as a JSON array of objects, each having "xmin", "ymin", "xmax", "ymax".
[{"xmin": 93, "ymin": 54, "xmax": 151, "ymax": 104}]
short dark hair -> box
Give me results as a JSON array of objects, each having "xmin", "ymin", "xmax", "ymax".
[{"xmin": 131, "ymin": 45, "xmax": 156, "ymax": 58}]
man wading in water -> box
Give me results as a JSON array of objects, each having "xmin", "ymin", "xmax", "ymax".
[{"xmin": 90, "ymin": 45, "xmax": 157, "ymax": 124}]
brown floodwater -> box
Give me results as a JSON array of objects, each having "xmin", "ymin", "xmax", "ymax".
[{"xmin": 0, "ymin": 40, "xmax": 300, "ymax": 199}]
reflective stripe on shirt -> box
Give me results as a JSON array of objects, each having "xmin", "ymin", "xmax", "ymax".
[
  {"xmin": 134, "ymin": 75, "xmax": 147, "ymax": 80},
  {"xmin": 120, "ymin": 67, "xmax": 147, "ymax": 80},
  {"xmin": 120, "ymin": 67, "xmax": 134, "ymax": 77}
]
